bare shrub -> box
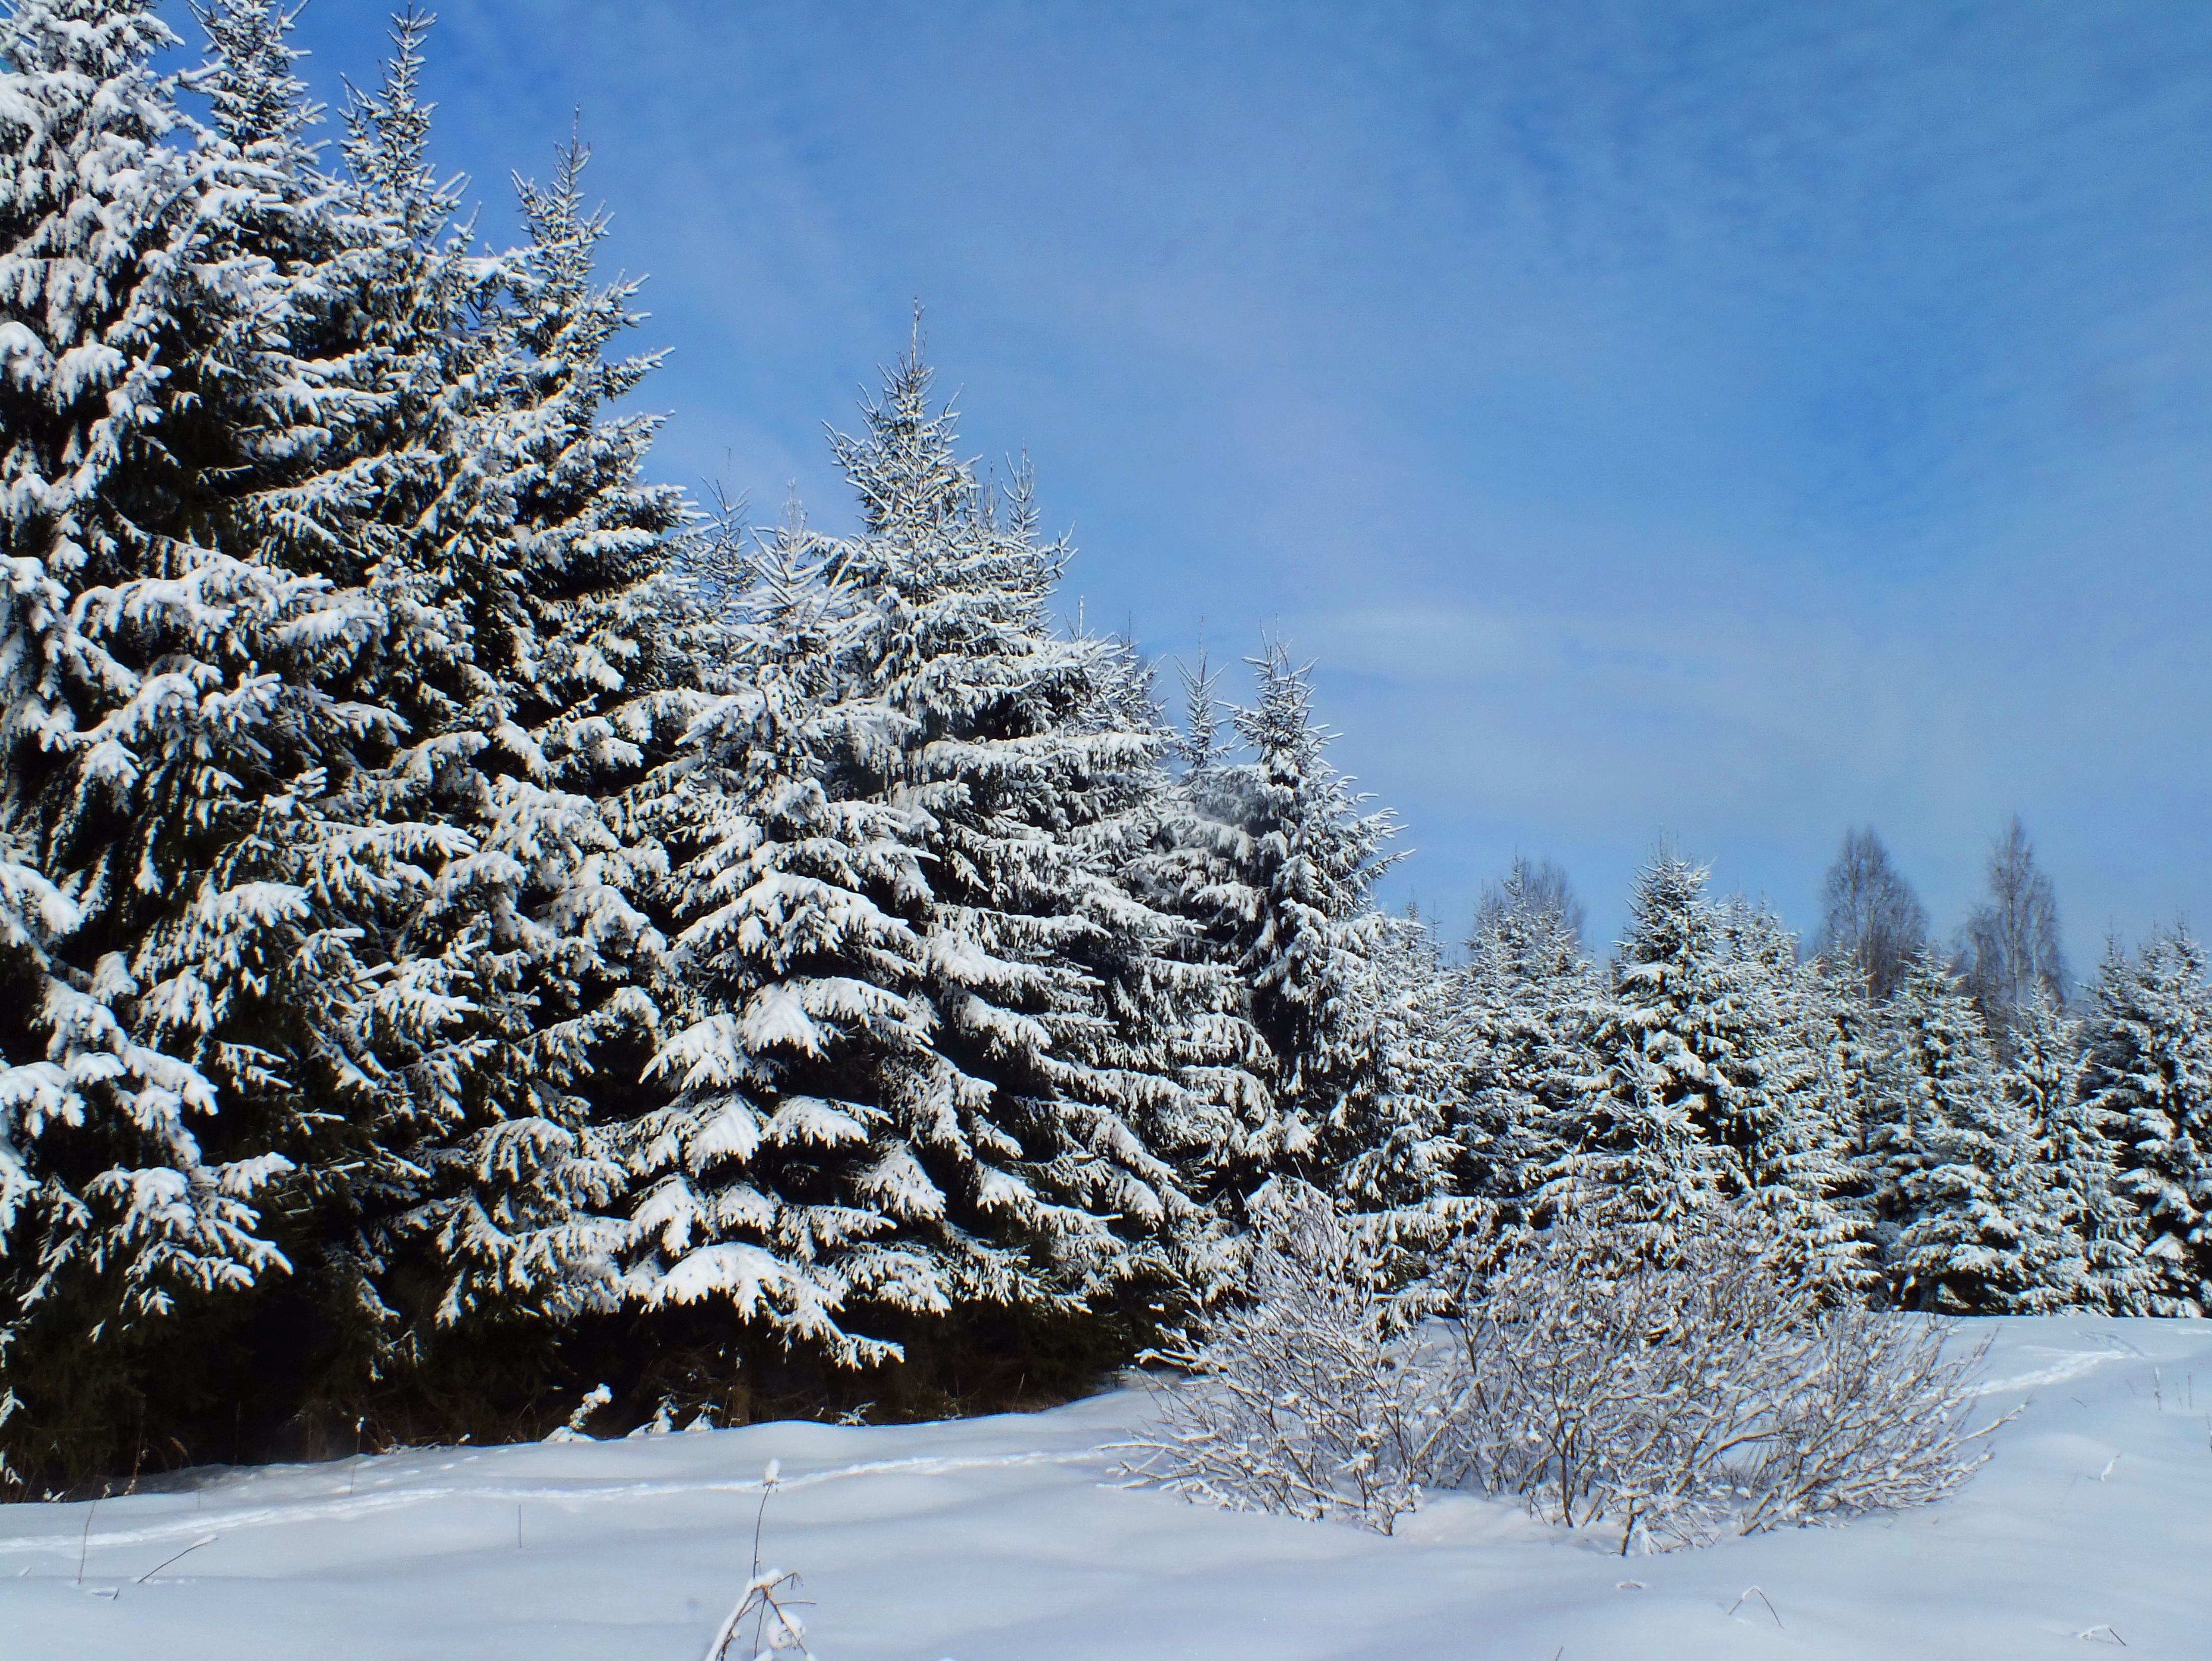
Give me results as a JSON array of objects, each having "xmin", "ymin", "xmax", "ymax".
[
  {"xmin": 1439, "ymin": 1203, "xmax": 1994, "ymax": 1548},
  {"xmin": 1119, "ymin": 1183, "xmax": 1456, "ymax": 1535},
  {"xmin": 1125, "ymin": 1183, "xmax": 1995, "ymax": 1549}
]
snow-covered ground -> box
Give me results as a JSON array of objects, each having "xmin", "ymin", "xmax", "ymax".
[{"xmin": 4, "ymin": 1316, "xmax": 2207, "ymax": 1660}]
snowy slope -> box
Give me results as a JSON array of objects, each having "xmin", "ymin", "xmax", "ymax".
[{"xmin": 3, "ymin": 1316, "xmax": 2207, "ymax": 1660}]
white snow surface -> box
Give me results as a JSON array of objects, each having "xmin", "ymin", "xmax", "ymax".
[{"xmin": 4, "ymin": 1316, "xmax": 2207, "ymax": 1659}]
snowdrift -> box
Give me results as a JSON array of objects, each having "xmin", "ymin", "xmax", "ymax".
[{"xmin": 4, "ymin": 1316, "xmax": 2206, "ymax": 1660}]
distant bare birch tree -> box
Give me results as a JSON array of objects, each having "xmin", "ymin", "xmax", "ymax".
[
  {"xmin": 1811, "ymin": 827, "xmax": 1929, "ymax": 1004},
  {"xmin": 1956, "ymin": 815, "xmax": 2069, "ymax": 1038}
]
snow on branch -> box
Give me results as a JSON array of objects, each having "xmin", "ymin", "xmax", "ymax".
[{"xmin": 1123, "ymin": 1182, "xmax": 1993, "ymax": 1549}]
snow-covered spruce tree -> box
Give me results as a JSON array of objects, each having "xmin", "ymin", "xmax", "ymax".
[
  {"xmin": 1468, "ymin": 854, "xmax": 1584, "ymax": 955},
  {"xmin": 0, "ymin": 0, "xmax": 447, "ymax": 1483},
  {"xmin": 384, "ymin": 123, "xmax": 690, "ymax": 1341},
  {"xmin": 2081, "ymin": 927, "xmax": 2212, "ymax": 1315},
  {"xmin": 145, "ymin": 9, "xmax": 683, "ymax": 1433},
  {"xmin": 190, "ymin": 0, "xmax": 316, "ymax": 163},
  {"xmin": 1881, "ymin": 953, "xmax": 2071, "ymax": 1314},
  {"xmin": 1151, "ymin": 641, "xmax": 1454, "ymax": 1236},
  {"xmin": 159, "ymin": 10, "xmax": 693, "ymax": 1396},
  {"xmin": 1061, "ymin": 638, "xmax": 1270, "ymax": 1301},
  {"xmin": 1447, "ymin": 858, "xmax": 1604, "ymax": 1231},
  {"xmin": 1338, "ymin": 901, "xmax": 1469, "ymax": 1240},
  {"xmin": 619, "ymin": 506, "xmax": 939, "ymax": 1368},
  {"xmin": 835, "ymin": 351, "xmax": 1231, "ymax": 1309},
  {"xmin": 1181, "ymin": 642, "xmax": 1457, "ymax": 1234},
  {"xmin": 1862, "ymin": 953, "xmax": 1989, "ymax": 1284},
  {"xmin": 624, "ymin": 343, "xmax": 1214, "ymax": 1390},
  {"xmin": 1545, "ymin": 854, "xmax": 1856, "ymax": 1281},
  {"xmin": 1119, "ymin": 653, "xmax": 1307, "ymax": 1223},
  {"xmin": 1804, "ymin": 949, "xmax": 1912, "ymax": 1279},
  {"xmin": 1219, "ymin": 644, "xmax": 1404, "ymax": 1144},
  {"xmin": 1711, "ymin": 895, "xmax": 1861, "ymax": 1269},
  {"xmin": 2004, "ymin": 992, "xmax": 2140, "ymax": 1312}
]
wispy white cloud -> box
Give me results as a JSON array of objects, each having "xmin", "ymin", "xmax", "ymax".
[{"xmin": 256, "ymin": 0, "xmax": 2212, "ymax": 968}]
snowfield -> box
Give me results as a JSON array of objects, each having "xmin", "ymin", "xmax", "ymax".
[{"xmin": 4, "ymin": 1316, "xmax": 2207, "ymax": 1661}]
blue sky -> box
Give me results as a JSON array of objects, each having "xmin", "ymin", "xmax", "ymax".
[{"xmin": 218, "ymin": 1, "xmax": 2212, "ymax": 972}]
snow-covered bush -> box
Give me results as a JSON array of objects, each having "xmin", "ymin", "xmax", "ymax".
[
  {"xmin": 1441, "ymin": 1201, "xmax": 1992, "ymax": 1548},
  {"xmin": 1120, "ymin": 1182, "xmax": 1454, "ymax": 1535},
  {"xmin": 1129, "ymin": 1186, "xmax": 1992, "ymax": 1549}
]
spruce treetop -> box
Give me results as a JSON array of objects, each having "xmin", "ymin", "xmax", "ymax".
[{"xmin": 189, "ymin": 0, "xmax": 317, "ymax": 158}]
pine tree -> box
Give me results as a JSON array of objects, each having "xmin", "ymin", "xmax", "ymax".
[
  {"xmin": 647, "ymin": 341, "xmax": 1208, "ymax": 1337},
  {"xmin": 1134, "ymin": 644, "xmax": 1451, "ymax": 1252},
  {"xmin": 161, "ymin": 9, "xmax": 693, "ymax": 1364},
  {"xmin": 1197, "ymin": 645, "xmax": 1416, "ymax": 1204},
  {"xmin": 1804, "ymin": 953, "xmax": 1902, "ymax": 1285},
  {"xmin": 1337, "ymin": 903, "xmax": 1468, "ymax": 1238},
  {"xmin": 1450, "ymin": 858, "xmax": 1603, "ymax": 1229},
  {"xmin": 2004, "ymin": 992, "xmax": 2139, "ymax": 1312},
  {"xmin": 621, "ymin": 507, "xmax": 941, "ymax": 1363},
  {"xmin": 1883, "ymin": 954, "xmax": 2069, "ymax": 1313},
  {"xmin": 2083, "ymin": 928, "xmax": 2212, "ymax": 1315},
  {"xmin": 1066, "ymin": 642, "xmax": 1266, "ymax": 1297},
  {"xmin": 0, "ymin": 0, "xmax": 420, "ymax": 1483},
  {"xmin": 1714, "ymin": 895, "xmax": 1860, "ymax": 1273},
  {"xmin": 1548, "ymin": 854, "xmax": 1855, "ymax": 1277},
  {"xmin": 190, "ymin": 0, "xmax": 316, "ymax": 160},
  {"xmin": 1863, "ymin": 954, "xmax": 1988, "ymax": 1277},
  {"xmin": 1123, "ymin": 652, "xmax": 1306, "ymax": 1209},
  {"xmin": 387, "ymin": 124, "xmax": 689, "ymax": 1334},
  {"xmin": 112, "ymin": 7, "xmax": 679, "ymax": 1421},
  {"xmin": 1542, "ymin": 856, "xmax": 1714, "ymax": 1244},
  {"xmin": 1468, "ymin": 854, "xmax": 1585, "ymax": 957}
]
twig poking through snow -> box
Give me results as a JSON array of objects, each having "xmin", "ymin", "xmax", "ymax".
[
  {"xmin": 702, "ymin": 1460, "xmax": 815, "ymax": 1661},
  {"xmin": 136, "ymin": 1536, "xmax": 216, "ymax": 1583},
  {"xmin": 75, "ymin": 1492, "xmax": 99, "ymax": 1584},
  {"xmin": 1726, "ymin": 1586, "xmax": 1784, "ymax": 1628}
]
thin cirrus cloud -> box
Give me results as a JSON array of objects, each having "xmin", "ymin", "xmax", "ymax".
[{"xmin": 240, "ymin": 0, "xmax": 2212, "ymax": 969}]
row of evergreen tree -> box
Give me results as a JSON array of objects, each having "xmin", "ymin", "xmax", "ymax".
[
  {"xmin": 0, "ymin": 0, "xmax": 1417, "ymax": 1484},
  {"xmin": 1, "ymin": 3, "xmax": 2205, "ymax": 1492},
  {"xmin": 1441, "ymin": 846, "xmax": 2211, "ymax": 1323}
]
